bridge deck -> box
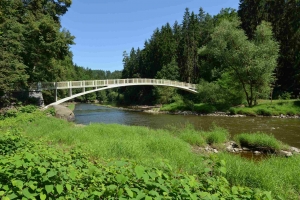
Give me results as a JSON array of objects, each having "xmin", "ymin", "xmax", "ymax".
[
  {"xmin": 37, "ymin": 78, "xmax": 197, "ymax": 108},
  {"xmin": 36, "ymin": 78, "xmax": 197, "ymax": 90}
]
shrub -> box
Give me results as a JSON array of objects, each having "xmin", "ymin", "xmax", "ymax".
[
  {"xmin": 281, "ymin": 92, "xmax": 291, "ymax": 100},
  {"xmin": 43, "ymin": 107, "xmax": 56, "ymax": 116},
  {"xmin": 18, "ymin": 105, "xmax": 37, "ymax": 113},
  {"xmin": 229, "ymin": 108, "xmax": 237, "ymax": 115},
  {"xmin": 3, "ymin": 109, "xmax": 18, "ymax": 118},
  {"xmin": 256, "ymin": 108, "xmax": 272, "ymax": 116},
  {"xmin": 194, "ymin": 104, "xmax": 216, "ymax": 114}
]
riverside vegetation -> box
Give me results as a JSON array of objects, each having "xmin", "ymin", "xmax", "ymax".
[
  {"xmin": 159, "ymin": 99, "xmax": 300, "ymax": 117},
  {"xmin": 0, "ymin": 106, "xmax": 300, "ymax": 199}
]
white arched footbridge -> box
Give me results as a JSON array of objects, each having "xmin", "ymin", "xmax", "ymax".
[{"xmin": 35, "ymin": 78, "xmax": 197, "ymax": 108}]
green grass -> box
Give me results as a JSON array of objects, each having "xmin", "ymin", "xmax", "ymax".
[
  {"xmin": 203, "ymin": 126, "xmax": 229, "ymax": 145},
  {"xmin": 1, "ymin": 110, "xmax": 300, "ymax": 199},
  {"xmin": 234, "ymin": 133, "xmax": 286, "ymax": 151},
  {"xmin": 219, "ymin": 153, "xmax": 300, "ymax": 199},
  {"xmin": 160, "ymin": 101, "xmax": 189, "ymax": 111},
  {"xmin": 231, "ymin": 100, "xmax": 300, "ymax": 116},
  {"xmin": 0, "ymin": 130, "xmax": 272, "ymax": 199},
  {"xmin": 0, "ymin": 111, "xmax": 208, "ymax": 173},
  {"xmin": 167, "ymin": 123, "xmax": 229, "ymax": 147},
  {"xmin": 161, "ymin": 101, "xmax": 217, "ymax": 113},
  {"xmin": 161, "ymin": 99, "xmax": 300, "ymax": 116},
  {"xmin": 66, "ymin": 103, "xmax": 76, "ymax": 111}
]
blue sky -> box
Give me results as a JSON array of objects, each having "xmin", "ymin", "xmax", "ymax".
[{"xmin": 61, "ymin": 0, "xmax": 240, "ymax": 71}]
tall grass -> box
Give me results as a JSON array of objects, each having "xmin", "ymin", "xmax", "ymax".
[
  {"xmin": 167, "ymin": 123, "xmax": 229, "ymax": 146},
  {"xmin": 234, "ymin": 133, "xmax": 285, "ymax": 151},
  {"xmin": 1, "ymin": 112, "xmax": 207, "ymax": 173},
  {"xmin": 203, "ymin": 126, "xmax": 229, "ymax": 145},
  {"xmin": 1, "ymin": 111, "xmax": 300, "ymax": 198},
  {"xmin": 219, "ymin": 153, "xmax": 300, "ymax": 199},
  {"xmin": 231, "ymin": 100, "xmax": 300, "ymax": 116}
]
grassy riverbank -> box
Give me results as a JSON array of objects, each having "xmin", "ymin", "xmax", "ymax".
[
  {"xmin": 230, "ymin": 99, "xmax": 300, "ymax": 116},
  {"xmin": 161, "ymin": 99, "xmax": 300, "ymax": 116},
  {"xmin": 1, "ymin": 108, "xmax": 300, "ymax": 199}
]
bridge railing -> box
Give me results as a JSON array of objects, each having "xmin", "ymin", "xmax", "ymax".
[{"xmin": 37, "ymin": 79, "xmax": 197, "ymax": 90}]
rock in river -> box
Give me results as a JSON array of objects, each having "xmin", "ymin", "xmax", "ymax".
[{"xmin": 52, "ymin": 105, "xmax": 75, "ymax": 122}]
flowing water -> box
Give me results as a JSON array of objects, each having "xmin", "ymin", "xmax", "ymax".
[{"xmin": 74, "ymin": 103, "xmax": 300, "ymax": 148}]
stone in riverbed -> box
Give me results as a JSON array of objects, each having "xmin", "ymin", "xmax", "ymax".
[
  {"xmin": 233, "ymin": 148, "xmax": 241, "ymax": 152},
  {"xmin": 52, "ymin": 105, "xmax": 75, "ymax": 122},
  {"xmin": 242, "ymin": 147, "xmax": 250, "ymax": 151},
  {"xmin": 226, "ymin": 146, "xmax": 234, "ymax": 152},
  {"xmin": 279, "ymin": 150, "xmax": 293, "ymax": 157},
  {"xmin": 290, "ymin": 147, "xmax": 300, "ymax": 154}
]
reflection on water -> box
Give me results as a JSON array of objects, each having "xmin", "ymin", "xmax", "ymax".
[{"xmin": 74, "ymin": 104, "xmax": 300, "ymax": 148}]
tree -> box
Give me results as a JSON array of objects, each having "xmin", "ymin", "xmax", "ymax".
[
  {"xmin": 238, "ymin": 0, "xmax": 300, "ymax": 94},
  {"xmin": 200, "ymin": 20, "xmax": 279, "ymax": 106},
  {"xmin": 0, "ymin": 0, "xmax": 29, "ymax": 104},
  {"xmin": 155, "ymin": 59, "xmax": 179, "ymax": 104}
]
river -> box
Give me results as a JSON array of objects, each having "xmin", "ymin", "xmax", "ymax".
[{"xmin": 73, "ymin": 103, "xmax": 300, "ymax": 148}]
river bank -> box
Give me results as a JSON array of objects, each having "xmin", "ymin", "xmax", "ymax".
[
  {"xmin": 1, "ymin": 107, "xmax": 300, "ymax": 199},
  {"xmin": 94, "ymin": 101, "xmax": 300, "ymax": 119}
]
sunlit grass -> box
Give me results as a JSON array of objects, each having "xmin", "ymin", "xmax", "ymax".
[
  {"xmin": 230, "ymin": 100, "xmax": 300, "ymax": 116},
  {"xmin": 160, "ymin": 101, "xmax": 188, "ymax": 111},
  {"xmin": 66, "ymin": 103, "xmax": 76, "ymax": 111},
  {"xmin": 219, "ymin": 153, "xmax": 300, "ymax": 199},
  {"xmin": 234, "ymin": 133, "xmax": 286, "ymax": 151},
  {"xmin": 1, "ymin": 112, "xmax": 207, "ymax": 173},
  {"xmin": 1, "ymin": 111, "xmax": 300, "ymax": 199}
]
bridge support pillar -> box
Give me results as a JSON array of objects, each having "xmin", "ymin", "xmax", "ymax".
[
  {"xmin": 54, "ymin": 88, "xmax": 57, "ymax": 102},
  {"xmin": 82, "ymin": 81, "xmax": 85, "ymax": 92},
  {"xmin": 69, "ymin": 88, "xmax": 72, "ymax": 97}
]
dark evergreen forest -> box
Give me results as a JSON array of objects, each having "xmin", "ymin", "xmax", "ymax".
[{"xmin": 1, "ymin": 0, "xmax": 299, "ymax": 107}]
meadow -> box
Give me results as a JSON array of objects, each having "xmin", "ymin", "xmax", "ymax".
[{"xmin": 0, "ymin": 107, "xmax": 299, "ymax": 199}]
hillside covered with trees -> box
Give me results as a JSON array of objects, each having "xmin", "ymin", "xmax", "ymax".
[
  {"xmin": 121, "ymin": 0, "xmax": 300, "ymax": 107},
  {"xmin": 1, "ymin": 0, "xmax": 299, "ymax": 108}
]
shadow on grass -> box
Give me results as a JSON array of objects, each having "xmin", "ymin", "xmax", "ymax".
[{"xmin": 293, "ymin": 100, "xmax": 300, "ymax": 107}]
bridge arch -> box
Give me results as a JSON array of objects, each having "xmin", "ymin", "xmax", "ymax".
[{"xmin": 40, "ymin": 79, "xmax": 197, "ymax": 108}]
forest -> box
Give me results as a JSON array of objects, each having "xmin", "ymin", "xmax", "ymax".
[{"xmin": 1, "ymin": 0, "xmax": 299, "ymax": 107}]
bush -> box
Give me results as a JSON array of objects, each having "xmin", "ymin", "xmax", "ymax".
[
  {"xmin": 194, "ymin": 104, "xmax": 216, "ymax": 114},
  {"xmin": 3, "ymin": 109, "xmax": 18, "ymax": 118},
  {"xmin": 18, "ymin": 105, "xmax": 37, "ymax": 113},
  {"xmin": 43, "ymin": 107, "xmax": 56, "ymax": 116},
  {"xmin": 280, "ymin": 92, "xmax": 292, "ymax": 100},
  {"xmin": 229, "ymin": 108, "xmax": 237, "ymax": 115},
  {"xmin": 256, "ymin": 108, "xmax": 272, "ymax": 116}
]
